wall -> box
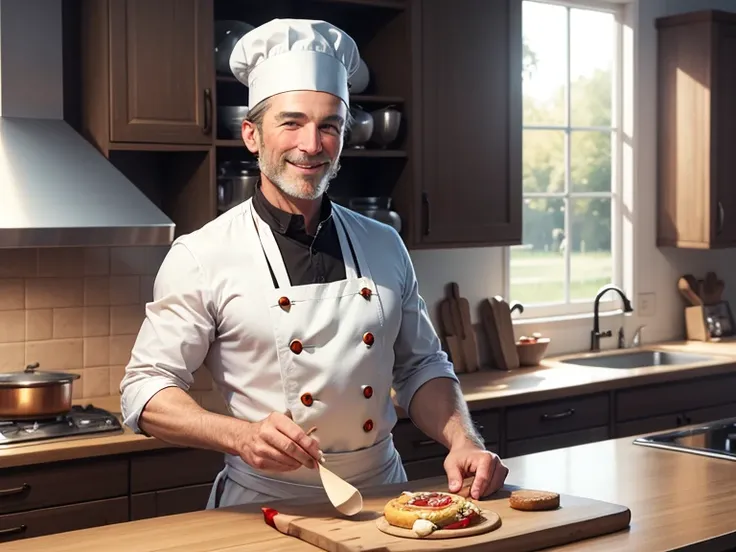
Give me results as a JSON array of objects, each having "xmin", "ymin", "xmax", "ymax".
[
  {"xmin": 0, "ymin": 247, "xmax": 221, "ymax": 410},
  {"xmin": 410, "ymin": 0, "xmax": 736, "ymax": 361}
]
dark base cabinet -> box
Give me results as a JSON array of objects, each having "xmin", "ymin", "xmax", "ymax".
[
  {"xmin": 0, "ymin": 449, "xmax": 223, "ymax": 545},
  {"xmin": 0, "ymin": 498, "xmax": 128, "ymax": 542},
  {"xmin": 397, "ymin": 371, "xmax": 736, "ymax": 478}
]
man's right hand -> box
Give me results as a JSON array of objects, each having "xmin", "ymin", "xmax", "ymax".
[{"xmin": 238, "ymin": 412, "xmax": 322, "ymax": 472}]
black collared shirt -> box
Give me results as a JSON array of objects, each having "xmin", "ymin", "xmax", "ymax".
[{"xmin": 252, "ymin": 185, "xmax": 347, "ymax": 287}]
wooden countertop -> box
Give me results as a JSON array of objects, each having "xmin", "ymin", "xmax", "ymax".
[
  {"xmin": 4, "ymin": 339, "xmax": 736, "ymax": 469},
  {"xmin": 3, "ymin": 435, "xmax": 736, "ymax": 551}
]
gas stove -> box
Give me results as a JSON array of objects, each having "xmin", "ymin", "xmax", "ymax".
[
  {"xmin": 0, "ymin": 405, "xmax": 123, "ymax": 448},
  {"xmin": 633, "ymin": 416, "xmax": 736, "ymax": 461}
]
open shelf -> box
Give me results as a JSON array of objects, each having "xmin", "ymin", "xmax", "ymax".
[{"xmin": 214, "ymin": 139, "xmax": 405, "ymax": 158}]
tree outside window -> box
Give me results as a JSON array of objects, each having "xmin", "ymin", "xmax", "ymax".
[{"xmin": 509, "ymin": 0, "xmax": 623, "ymax": 314}]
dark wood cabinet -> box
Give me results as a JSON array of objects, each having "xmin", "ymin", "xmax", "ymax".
[
  {"xmin": 80, "ymin": 0, "xmax": 215, "ymax": 149},
  {"xmin": 67, "ymin": 0, "xmax": 522, "ymax": 248},
  {"xmin": 131, "ymin": 484, "xmax": 213, "ymax": 521},
  {"xmin": 657, "ymin": 10, "xmax": 736, "ymax": 249},
  {"xmin": 0, "ymin": 449, "xmax": 222, "ymax": 544},
  {"xmin": 409, "ymin": 0, "xmax": 522, "ymax": 248}
]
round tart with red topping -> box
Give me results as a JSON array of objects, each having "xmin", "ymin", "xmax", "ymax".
[{"xmin": 382, "ymin": 491, "xmax": 482, "ymax": 537}]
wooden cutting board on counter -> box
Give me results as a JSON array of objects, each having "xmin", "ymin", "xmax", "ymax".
[
  {"xmin": 480, "ymin": 296, "xmax": 519, "ymax": 370},
  {"xmin": 259, "ymin": 484, "xmax": 631, "ymax": 552},
  {"xmin": 438, "ymin": 282, "xmax": 480, "ymax": 373}
]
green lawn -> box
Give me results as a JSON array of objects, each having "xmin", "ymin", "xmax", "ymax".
[{"xmin": 509, "ymin": 250, "xmax": 612, "ymax": 305}]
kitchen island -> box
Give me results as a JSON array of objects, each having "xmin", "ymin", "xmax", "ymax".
[{"xmin": 2, "ymin": 434, "xmax": 735, "ymax": 551}]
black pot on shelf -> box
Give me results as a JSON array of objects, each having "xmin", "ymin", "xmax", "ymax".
[
  {"xmin": 217, "ymin": 160, "xmax": 259, "ymax": 212},
  {"xmin": 348, "ymin": 197, "xmax": 401, "ymax": 233}
]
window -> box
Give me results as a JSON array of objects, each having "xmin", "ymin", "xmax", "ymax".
[{"xmin": 508, "ymin": 0, "xmax": 625, "ymax": 318}]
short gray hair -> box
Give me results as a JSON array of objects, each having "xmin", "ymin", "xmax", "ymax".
[{"xmin": 245, "ymin": 99, "xmax": 354, "ymax": 138}]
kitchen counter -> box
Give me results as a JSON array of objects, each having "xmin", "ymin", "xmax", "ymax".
[
  {"xmin": 4, "ymin": 339, "xmax": 736, "ymax": 469},
  {"xmin": 3, "ymin": 434, "xmax": 736, "ymax": 551}
]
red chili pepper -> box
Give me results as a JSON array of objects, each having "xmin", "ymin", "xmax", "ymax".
[
  {"xmin": 262, "ymin": 507, "xmax": 279, "ymax": 527},
  {"xmin": 443, "ymin": 517, "xmax": 472, "ymax": 530}
]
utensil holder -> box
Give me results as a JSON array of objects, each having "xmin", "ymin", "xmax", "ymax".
[{"xmin": 685, "ymin": 301, "xmax": 735, "ymax": 341}]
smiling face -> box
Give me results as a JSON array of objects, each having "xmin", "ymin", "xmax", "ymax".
[{"xmin": 242, "ymin": 91, "xmax": 347, "ymax": 201}]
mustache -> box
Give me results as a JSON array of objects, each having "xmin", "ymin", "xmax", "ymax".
[{"xmin": 284, "ymin": 153, "xmax": 332, "ymax": 166}]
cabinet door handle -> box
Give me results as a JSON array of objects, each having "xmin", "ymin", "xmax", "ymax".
[
  {"xmin": 422, "ymin": 191, "xmax": 430, "ymax": 236},
  {"xmin": 203, "ymin": 88, "xmax": 212, "ymax": 135},
  {"xmin": 415, "ymin": 439, "xmax": 438, "ymax": 447},
  {"xmin": 0, "ymin": 525, "xmax": 26, "ymax": 537},
  {"xmin": 718, "ymin": 201, "xmax": 725, "ymax": 234},
  {"xmin": 540, "ymin": 408, "xmax": 575, "ymax": 421},
  {"xmin": 0, "ymin": 483, "xmax": 30, "ymax": 498}
]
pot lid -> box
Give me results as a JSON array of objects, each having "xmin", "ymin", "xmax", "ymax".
[{"xmin": 0, "ymin": 363, "xmax": 80, "ymax": 387}]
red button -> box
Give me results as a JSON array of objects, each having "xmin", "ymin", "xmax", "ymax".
[
  {"xmin": 363, "ymin": 419, "xmax": 374, "ymax": 432},
  {"xmin": 363, "ymin": 332, "xmax": 374, "ymax": 347},
  {"xmin": 362, "ymin": 386, "xmax": 373, "ymax": 399},
  {"xmin": 360, "ymin": 287, "xmax": 372, "ymax": 299},
  {"xmin": 301, "ymin": 393, "xmax": 313, "ymax": 407},
  {"xmin": 278, "ymin": 296, "xmax": 290, "ymax": 308},
  {"xmin": 290, "ymin": 340, "xmax": 303, "ymax": 354}
]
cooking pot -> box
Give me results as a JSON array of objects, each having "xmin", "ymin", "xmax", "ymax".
[
  {"xmin": 0, "ymin": 363, "xmax": 80, "ymax": 420},
  {"xmin": 348, "ymin": 197, "xmax": 402, "ymax": 233},
  {"xmin": 217, "ymin": 160, "xmax": 260, "ymax": 212}
]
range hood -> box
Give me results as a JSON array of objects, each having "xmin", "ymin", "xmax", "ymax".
[
  {"xmin": 0, "ymin": 117, "xmax": 175, "ymax": 247},
  {"xmin": 0, "ymin": 0, "xmax": 175, "ymax": 248}
]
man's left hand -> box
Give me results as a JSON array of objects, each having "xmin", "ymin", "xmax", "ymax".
[{"xmin": 444, "ymin": 441, "xmax": 509, "ymax": 499}]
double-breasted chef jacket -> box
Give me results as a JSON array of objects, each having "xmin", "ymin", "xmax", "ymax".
[{"xmin": 120, "ymin": 191, "xmax": 460, "ymax": 506}]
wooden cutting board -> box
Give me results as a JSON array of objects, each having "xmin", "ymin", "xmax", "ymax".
[
  {"xmin": 438, "ymin": 282, "xmax": 480, "ymax": 372},
  {"xmin": 480, "ymin": 297, "xmax": 519, "ymax": 370},
  {"xmin": 259, "ymin": 484, "xmax": 631, "ymax": 552}
]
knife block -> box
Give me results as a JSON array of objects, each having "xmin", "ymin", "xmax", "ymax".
[{"xmin": 685, "ymin": 301, "xmax": 735, "ymax": 341}]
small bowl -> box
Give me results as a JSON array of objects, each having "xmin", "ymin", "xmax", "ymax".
[{"xmin": 515, "ymin": 338, "xmax": 551, "ymax": 367}]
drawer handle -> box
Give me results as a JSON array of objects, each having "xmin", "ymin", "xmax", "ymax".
[
  {"xmin": 0, "ymin": 525, "xmax": 26, "ymax": 537},
  {"xmin": 541, "ymin": 408, "xmax": 575, "ymax": 421},
  {"xmin": 0, "ymin": 483, "xmax": 30, "ymax": 498}
]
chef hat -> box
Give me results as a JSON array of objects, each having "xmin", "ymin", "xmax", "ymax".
[{"xmin": 229, "ymin": 18, "xmax": 361, "ymax": 109}]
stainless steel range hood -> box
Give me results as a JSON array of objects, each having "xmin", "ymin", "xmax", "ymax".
[
  {"xmin": 0, "ymin": 117, "xmax": 175, "ymax": 247},
  {"xmin": 0, "ymin": 0, "xmax": 175, "ymax": 248}
]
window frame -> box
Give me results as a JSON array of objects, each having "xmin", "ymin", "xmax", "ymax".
[{"xmin": 506, "ymin": 0, "xmax": 628, "ymax": 321}]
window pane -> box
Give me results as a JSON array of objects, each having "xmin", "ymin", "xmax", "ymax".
[
  {"xmin": 570, "ymin": 198, "xmax": 612, "ymax": 301},
  {"xmin": 522, "ymin": 1, "xmax": 566, "ymax": 126},
  {"xmin": 510, "ymin": 198, "xmax": 565, "ymax": 305},
  {"xmin": 570, "ymin": 8, "xmax": 614, "ymax": 127},
  {"xmin": 523, "ymin": 130, "xmax": 565, "ymax": 193},
  {"xmin": 570, "ymin": 130, "xmax": 611, "ymax": 193}
]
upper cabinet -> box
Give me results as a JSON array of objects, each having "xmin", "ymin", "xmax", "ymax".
[
  {"xmin": 80, "ymin": 0, "xmax": 215, "ymax": 150},
  {"xmin": 407, "ymin": 0, "xmax": 522, "ymax": 248},
  {"xmin": 68, "ymin": 0, "xmax": 522, "ymax": 248},
  {"xmin": 657, "ymin": 10, "xmax": 736, "ymax": 249}
]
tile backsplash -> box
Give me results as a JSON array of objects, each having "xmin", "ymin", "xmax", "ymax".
[{"xmin": 0, "ymin": 246, "xmax": 223, "ymax": 413}]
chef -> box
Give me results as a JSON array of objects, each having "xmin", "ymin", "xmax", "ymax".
[{"xmin": 120, "ymin": 18, "xmax": 508, "ymax": 509}]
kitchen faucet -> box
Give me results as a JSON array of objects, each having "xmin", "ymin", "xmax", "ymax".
[{"xmin": 591, "ymin": 285, "xmax": 634, "ymax": 352}]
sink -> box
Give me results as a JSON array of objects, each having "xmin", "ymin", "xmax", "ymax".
[{"xmin": 560, "ymin": 349, "xmax": 717, "ymax": 369}]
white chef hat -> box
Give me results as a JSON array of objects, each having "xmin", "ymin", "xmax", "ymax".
[{"xmin": 229, "ymin": 18, "xmax": 361, "ymax": 109}]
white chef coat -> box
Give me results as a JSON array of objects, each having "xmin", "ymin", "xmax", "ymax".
[{"xmin": 120, "ymin": 197, "xmax": 459, "ymax": 506}]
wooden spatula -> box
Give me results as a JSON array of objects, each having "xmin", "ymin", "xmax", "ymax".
[
  {"xmin": 317, "ymin": 462, "xmax": 363, "ymax": 516},
  {"xmin": 306, "ymin": 427, "xmax": 363, "ymax": 517}
]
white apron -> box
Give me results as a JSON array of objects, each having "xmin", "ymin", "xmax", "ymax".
[{"xmin": 206, "ymin": 199, "xmax": 407, "ymax": 508}]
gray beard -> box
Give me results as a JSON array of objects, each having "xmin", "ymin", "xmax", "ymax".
[{"xmin": 258, "ymin": 141, "xmax": 342, "ymax": 201}]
